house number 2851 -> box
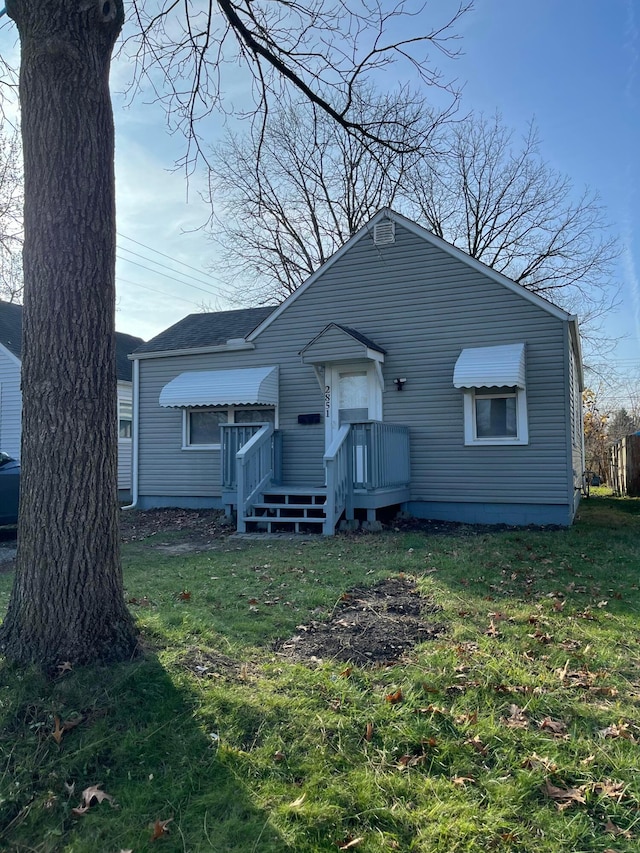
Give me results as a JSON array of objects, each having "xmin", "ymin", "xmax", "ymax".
[{"xmin": 324, "ymin": 385, "xmax": 331, "ymax": 417}]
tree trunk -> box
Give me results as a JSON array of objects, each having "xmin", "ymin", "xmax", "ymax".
[{"xmin": 0, "ymin": 0, "xmax": 139, "ymax": 667}]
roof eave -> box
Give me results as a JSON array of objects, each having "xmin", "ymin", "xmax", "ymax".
[{"xmin": 130, "ymin": 341, "xmax": 256, "ymax": 360}]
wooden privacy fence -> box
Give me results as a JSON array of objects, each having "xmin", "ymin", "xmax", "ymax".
[{"xmin": 609, "ymin": 434, "xmax": 640, "ymax": 497}]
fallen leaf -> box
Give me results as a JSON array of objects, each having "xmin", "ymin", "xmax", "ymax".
[
  {"xmin": 502, "ymin": 704, "xmax": 529, "ymax": 729},
  {"xmin": 454, "ymin": 711, "xmax": 478, "ymax": 725},
  {"xmin": 592, "ymin": 780, "xmax": 627, "ymax": 801},
  {"xmin": 288, "ymin": 793, "xmax": 306, "ymax": 808},
  {"xmin": 364, "ymin": 722, "xmax": 374, "ymax": 742},
  {"xmin": 385, "ymin": 689, "xmax": 403, "ymax": 704},
  {"xmin": 178, "ymin": 589, "xmax": 191, "ymax": 601},
  {"xmin": 57, "ymin": 661, "xmax": 73, "ymax": 675},
  {"xmin": 273, "ymin": 750, "xmax": 286, "ymax": 762},
  {"xmin": 599, "ymin": 723, "xmax": 635, "ymax": 741},
  {"xmin": 338, "ymin": 838, "xmax": 363, "ymax": 850},
  {"xmin": 465, "ymin": 735, "xmax": 488, "ymax": 756},
  {"xmin": 340, "ymin": 667, "xmax": 352, "ymax": 678},
  {"xmin": 485, "ymin": 619, "xmax": 500, "ymax": 638},
  {"xmin": 522, "ymin": 752, "xmax": 557, "ymax": 772},
  {"xmin": 540, "ymin": 717, "xmax": 568, "ymax": 737},
  {"xmin": 542, "ymin": 779, "xmax": 586, "ymax": 806},
  {"xmin": 451, "ymin": 775, "xmax": 475, "ymax": 787},
  {"xmin": 80, "ymin": 784, "xmax": 116, "ymax": 808},
  {"xmin": 151, "ymin": 818, "xmax": 173, "ymax": 841},
  {"xmin": 71, "ymin": 804, "xmax": 90, "ymax": 816},
  {"xmin": 52, "ymin": 716, "xmax": 64, "ymax": 745},
  {"xmin": 604, "ymin": 819, "xmax": 632, "ymax": 839}
]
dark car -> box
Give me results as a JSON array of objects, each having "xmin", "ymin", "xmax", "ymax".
[{"xmin": 0, "ymin": 452, "xmax": 20, "ymax": 526}]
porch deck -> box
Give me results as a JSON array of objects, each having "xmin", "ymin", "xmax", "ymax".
[{"xmin": 220, "ymin": 421, "xmax": 410, "ymax": 535}]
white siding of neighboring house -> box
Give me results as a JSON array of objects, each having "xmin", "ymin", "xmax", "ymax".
[
  {"xmin": 0, "ymin": 345, "xmax": 132, "ymax": 491},
  {"xmin": 117, "ymin": 382, "xmax": 133, "ymax": 492},
  {"xmin": 0, "ymin": 344, "xmax": 22, "ymax": 459}
]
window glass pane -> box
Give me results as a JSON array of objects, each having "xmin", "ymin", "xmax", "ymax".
[
  {"xmin": 339, "ymin": 371, "xmax": 369, "ymax": 423},
  {"xmin": 233, "ymin": 408, "xmax": 275, "ymax": 425},
  {"xmin": 475, "ymin": 396, "xmax": 517, "ymax": 437},
  {"xmin": 119, "ymin": 419, "xmax": 132, "ymax": 439},
  {"xmin": 339, "ymin": 372, "xmax": 368, "ymax": 409},
  {"xmin": 189, "ymin": 410, "xmax": 228, "ymax": 445}
]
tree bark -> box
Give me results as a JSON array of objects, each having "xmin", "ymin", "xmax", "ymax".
[{"xmin": 0, "ymin": 0, "xmax": 139, "ymax": 667}]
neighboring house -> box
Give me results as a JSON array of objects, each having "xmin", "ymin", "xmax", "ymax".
[
  {"xmin": 130, "ymin": 209, "xmax": 584, "ymax": 533},
  {"xmin": 0, "ymin": 300, "xmax": 143, "ymax": 494}
]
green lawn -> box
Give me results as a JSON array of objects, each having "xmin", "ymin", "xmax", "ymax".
[{"xmin": 1, "ymin": 492, "xmax": 639, "ymax": 852}]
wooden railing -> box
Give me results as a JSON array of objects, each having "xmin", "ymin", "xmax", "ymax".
[
  {"xmin": 349, "ymin": 422, "xmax": 410, "ymax": 490},
  {"xmin": 221, "ymin": 424, "xmax": 275, "ymax": 532},
  {"xmin": 324, "ymin": 424, "xmax": 351, "ymax": 535},
  {"xmin": 220, "ymin": 424, "xmax": 263, "ymax": 489}
]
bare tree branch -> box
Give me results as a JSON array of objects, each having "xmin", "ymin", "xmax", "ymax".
[
  {"xmin": 121, "ymin": 0, "xmax": 472, "ymax": 173},
  {"xmin": 206, "ymin": 88, "xmax": 425, "ymax": 302},
  {"xmin": 407, "ymin": 112, "xmax": 620, "ymax": 346},
  {"xmin": 0, "ymin": 124, "xmax": 23, "ymax": 302}
]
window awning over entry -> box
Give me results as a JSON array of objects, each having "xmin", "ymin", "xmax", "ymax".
[
  {"xmin": 159, "ymin": 366, "xmax": 279, "ymax": 407},
  {"xmin": 453, "ymin": 343, "xmax": 526, "ymax": 389}
]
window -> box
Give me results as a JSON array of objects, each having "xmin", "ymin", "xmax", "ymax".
[
  {"xmin": 183, "ymin": 407, "xmax": 275, "ymax": 449},
  {"xmin": 119, "ymin": 400, "xmax": 132, "ymax": 439},
  {"xmin": 463, "ymin": 387, "xmax": 528, "ymax": 446}
]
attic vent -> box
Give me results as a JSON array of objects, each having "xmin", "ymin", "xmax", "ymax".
[{"xmin": 373, "ymin": 220, "xmax": 395, "ymax": 245}]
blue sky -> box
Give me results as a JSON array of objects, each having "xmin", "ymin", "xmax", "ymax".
[{"xmin": 2, "ymin": 2, "xmax": 639, "ymax": 382}]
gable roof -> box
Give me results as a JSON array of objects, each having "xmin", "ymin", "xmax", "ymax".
[
  {"xmin": 133, "ymin": 306, "xmax": 276, "ymax": 356},
  {"xmin": 300, "ymin": 323, "xmax": 386, "ymax": 364},
  {"xmin": 0, "ymin": 300, "xmax": 144, "ymax": 382},
  {"xmin": 247, "ymin": 208, "xmax": 575, "ymax": 342}
]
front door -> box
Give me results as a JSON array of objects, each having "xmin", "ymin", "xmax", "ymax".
[{"xmin": 325, "ymin": 364, "xmax": 382, "ymax": 479}]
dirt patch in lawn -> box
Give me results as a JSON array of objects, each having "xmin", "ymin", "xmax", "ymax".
[
  {"xmin": 120, "ymin": 508, "xmax": 231, "ymax": 551},
  {"xmin": 275, "ymin": 576, "xmax": 445, "ymax": 666}
]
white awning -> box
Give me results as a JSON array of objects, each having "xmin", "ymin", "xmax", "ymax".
[
  {"xmin": 453, "ymin": 344, "xmax": 526, "ymax": 389},
  {"xmin": 159, "ymin": 366, "xmax": 278, "ymax": 407}
]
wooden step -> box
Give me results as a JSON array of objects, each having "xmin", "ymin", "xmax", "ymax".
[
  {"xmin": 241, "ymin": 487, "xmax": 329, "ymax": 535},
  {"xmin": 242, "ymin": 517, "xmax": 325, "ymax": 534}
]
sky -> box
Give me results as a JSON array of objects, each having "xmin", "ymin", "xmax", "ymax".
[{"xmin": 1, "ymin": 1, "xmax": 639, "ymax": 385}]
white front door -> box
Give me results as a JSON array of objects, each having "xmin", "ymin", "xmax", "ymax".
[{"xmin": 325, "ymin": 363, "xmax": 382, "ymax": 457}]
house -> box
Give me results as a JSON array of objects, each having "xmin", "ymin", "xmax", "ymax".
[
  {"xmin": 0, "ymin": 299, "xmax": 143, "ymax": 495},
  {"xmin": 130, "ymin": 209, "xmax": 584, "ymax": 532}
]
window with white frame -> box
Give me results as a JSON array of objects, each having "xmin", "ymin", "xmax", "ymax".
[
  {"xmin": 462, "ymin": 386, "xmax": 528, "ymax": 445},
  {"xmin": 183, "ymin": 407, "xmax": 275, "ymax": 449},
  {"xmin": 119, "ymin": 400, "xmax": 133, "ymax": 439}
]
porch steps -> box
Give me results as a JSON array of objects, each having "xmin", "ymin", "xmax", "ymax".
[{"xmin": 242, "ymin": 487, "xmax": 328, "ymax": 534}]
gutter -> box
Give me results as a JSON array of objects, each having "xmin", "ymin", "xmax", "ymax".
[{"xmin": 122, "ymin": 357, "xmax": 139, "ymax": 510}]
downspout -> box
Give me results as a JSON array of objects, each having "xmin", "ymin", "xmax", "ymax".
[{"xmin": 122, "ymin": 356, "xmax": 139, "ymax": 510}]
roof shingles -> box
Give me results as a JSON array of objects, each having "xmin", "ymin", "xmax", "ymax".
[{"xmin": 133, "ymin": 307, "xmax": 276, "ymax": 355}]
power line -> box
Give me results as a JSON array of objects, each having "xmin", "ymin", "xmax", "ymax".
[
  {"xmin": 117, "ymin": 245, "xmax": 225, "ymax": 292},
  {"xmin": 115, "ymin": 253, "xmax": 228, "ymax": 299},
  {"xmin": 117, "ymin": 231, "xmax": 218, "ymax": 279},
  {"xmin": 116, "ymin": 277, "xmax": 205, "ymax": 309}
]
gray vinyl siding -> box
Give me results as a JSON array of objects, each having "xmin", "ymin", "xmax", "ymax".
[
  {"xmin": 137, "ymin": 221, "xmax": 574, "ymax": 508},
  {"xmin": 0, "ymin": 348, "xmax": 22, "ymax": 459}
]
